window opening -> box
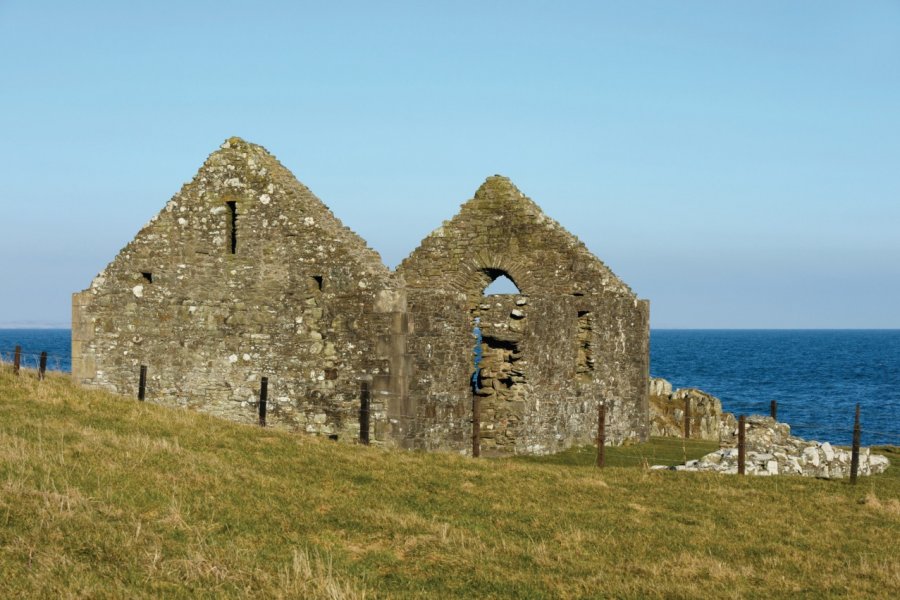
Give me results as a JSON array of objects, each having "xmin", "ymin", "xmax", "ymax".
[
  {"xmin": 483, "ymin": 273, "xmax": 520, "ymax": 295},
  {"xmin": 226, "ymin": 201, "xmax": 237, "ymax": 254},
  {"xmin": 312, "ymin": 275, "xmax": 323, "ymax": 291},
  {"xmin": 468, "ymin": 268, "xmax": 527, "ymax": 452},
  {"xmin": 576, "ymin": 311, "xmax": 595, "ymax": 383},
  {"xmin": 141, "ymin": 272, "xmax": 153, "ymax": 284}
]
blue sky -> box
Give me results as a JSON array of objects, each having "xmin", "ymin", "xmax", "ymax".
[{"xmin": 1, "ymin": 1, "xmax": 898, "ymax": 328}]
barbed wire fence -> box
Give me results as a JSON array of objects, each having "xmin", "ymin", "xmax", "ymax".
[
  {"xmin": 3, "ymin": 345, "xmax": 898, "ymax": 471},
  {"xmin": 0, "ymin": 347, "xmax": 68, "ymax": 372}
]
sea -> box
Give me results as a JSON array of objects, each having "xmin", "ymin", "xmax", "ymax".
[{"xmin": 2, "ymin": 328, "xmax": 898, "ymax": 447}]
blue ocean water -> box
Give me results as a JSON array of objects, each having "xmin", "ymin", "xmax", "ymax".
[
  {"xmin": 2, "ymin": 328, "xmax": 897, "ymax": 446},
  {"xmin": 651, "ymin": 330, "xmax": 900, "ymax": 447},
  {"xmin": 0, "ymin": 329, "xmax": 71, "ymax": 372}
]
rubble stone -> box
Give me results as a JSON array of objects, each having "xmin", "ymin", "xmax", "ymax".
[{"xmin": 657, "ymin": 416, "xmax": 890, "ymax": 478}]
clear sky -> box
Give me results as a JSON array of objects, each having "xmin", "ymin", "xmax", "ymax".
[{"xmin": 1, "ymin": 1, "xmax": 898, "ymax": 328}]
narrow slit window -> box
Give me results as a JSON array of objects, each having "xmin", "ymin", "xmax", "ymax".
[
  {"xmin": 312, "ymin": 275, "xmax": 323, "ymax": 291},
  {"xmin": 141, "ymin": 272, "xmax": 153, "ymax": 284},
  {"xmin": 576, "ymin": 311, "xmax": 594, "ymax": 382},
  {"xmin": 226, "ymin": 201, "xmax": 237, "ymax": 254}
]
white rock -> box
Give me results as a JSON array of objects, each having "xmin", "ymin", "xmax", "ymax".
[
  {"xmin": 821, "ymin": 442, "xmax": 835, "ymax": 462},
  {"xmin": 803, "ymin": 446, "xmax": 820, "ymax": 467},
  {"xmin": 766, "ymin": 460, "xmax": 779, "ymax": 475},
  {"xmin": 132, "ymin": 285, "xmax": 144, "ymax": 298}
]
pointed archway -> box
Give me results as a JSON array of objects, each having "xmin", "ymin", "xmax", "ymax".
[{"xmin": 483, "ymin": 273, "xmax": 521, "ymax": 295}]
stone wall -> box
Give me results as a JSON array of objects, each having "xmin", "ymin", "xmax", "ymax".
[
  {"xmin": 72, "ymin": 138, "xmax": 406, "ymax": 442},
  {"xmin": 396, "ymin": 176, "xmax": 650, "ymax": 454},
  {"xmin": 649, "ymin": 377, "xmax": 736, "ymax": 441},
  {"xmin": 73, "ymin": 140, "xmax": 650, "ymax": 455}
]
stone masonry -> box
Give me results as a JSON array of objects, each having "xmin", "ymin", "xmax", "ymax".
[
  {"xmin": 660, "ymin": 416, "xmax": 891, "ymax": 478},
  {"xmin": 72, "ymin": 138, "xmax": 650, "ymax": 455},
  {"xmin": 649, "ymin": 377, "xmax": 737, "ymax": 441}
]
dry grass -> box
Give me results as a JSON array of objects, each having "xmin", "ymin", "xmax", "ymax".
[{"xmin": 0, "ymin": 365, "xmax": 898, "ymax": 598}]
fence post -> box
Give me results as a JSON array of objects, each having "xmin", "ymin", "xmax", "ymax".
[
  {"xmin": 359, "ymin": 381, "xmax": 370, "ymax": 445},
  {"xmin": 683, "ymin": 397, "xmax": 691, "ymax": 439},
  {"xmin": 472, "ymin": 392, "xmax": 481, "ymax": 458},
  {"xmin": 258, "ymin": 376, "xmax": 268, "ymax": 427},
  {"xmin": 138, "ymin": 365, "xmax": 147, "ymax": 400},
  {"xmin": 737, "ymin": 415, "xmax": 746, "ymax": 475},
  {"xmin": 13, "ymin": 346, "xmax": 21, "ymax": 376},
  {"xmin": 850, "ymin": 403, "xmax": 861, "ymax": 485},
  {"xmin": 596, "ymin": 401, "xmax": 606, "ymax": 468},
  {"xmin": 39, "ymin": 352, "xmax": 47, "ymax": 381},
  {"xmin": 770, "ymin": 400, "xmax": 777, "ymax": 421}
]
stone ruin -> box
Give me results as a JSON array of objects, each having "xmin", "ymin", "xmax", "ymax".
[
  {"xmin": 668, "ymin": 416, "xmax": 890, "ymax": 478},
  {"xmin": 649, "ymin": 377, "xmax": 737, "ymax": 441},
  {"xmin": 649, "ymin": 378, "xmax": 890, "ymax": 478},
  {"xmin": 72, "ymin": 137, "xmax": 650, "ymax": 455}
]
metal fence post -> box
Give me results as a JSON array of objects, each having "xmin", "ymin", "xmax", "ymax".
[{"xmin": 39, "ymin": 351, "xmax": 47, "ymax": 381}]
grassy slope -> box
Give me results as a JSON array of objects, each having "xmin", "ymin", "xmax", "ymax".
[{"xmin": 0, "ymin": 368, "xmax": 898, "ymax": 599}]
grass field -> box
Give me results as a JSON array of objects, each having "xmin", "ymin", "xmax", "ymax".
[{"xmin": 1, "ymin": 366, "xmax": 898, "ymax": 599}]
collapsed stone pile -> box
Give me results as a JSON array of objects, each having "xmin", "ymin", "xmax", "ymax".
[{"xmin": 655, "ymin": 416, "xmax": 890, "ymax": 478}]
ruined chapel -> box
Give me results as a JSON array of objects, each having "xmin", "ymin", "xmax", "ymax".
[{"xmin": 72, "ymin": 138, "xmax": 650, "ymax": 455}]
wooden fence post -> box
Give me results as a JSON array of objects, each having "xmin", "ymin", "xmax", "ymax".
[
  {"xmin": 39, "ymin": 351, "xmax": 47, "ymax": 381},
  {"xmin": 683, "ymin": 397, "xmax": 691, "ymax": 439},
  {"xmin": 359, "ymin": 381, "xmax": 370, "ymax": 445},
  {"xmin": 258, "ymin": 377, "xmax": 268, "ymax": 427},
  {"xmin": 737, "ymin": 415, "xmax": 746, "ymax": 475},
  {"xmin": 850, "ymin": 403, "xmax": 861, "ymax": 484},
  {"xmin": 770, "ymin": 400, "xmax": 777, "ymax": 421},
  {"xmin": 13, "ymin": 346, "xmax": 21, "ymax": 376},
  {"xmin": 472, "ymin": 392, "xmax": 481, "ymax": 458},
  {"xmin": 138, "ymin": 365, "xmax": 147, "ymax": 400},
  {"xmin": 596, "ymin": 401, "xmax": 606, "ymax": 468}
]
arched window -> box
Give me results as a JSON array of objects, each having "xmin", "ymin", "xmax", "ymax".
[{"xmin": 483, "ymin": 272, "xmax": 521, "ymax": 295}]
